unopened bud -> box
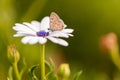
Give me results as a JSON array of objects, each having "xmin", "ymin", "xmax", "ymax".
[
  {"xmin": 7, "ymin": 45, "xmax": 20, "ymax": 63},
  {"xmin": 100, "ymin": 33, "xmax": 118, "ymax": 52},
  {"xmin": 58, "ymin": 63, "xmax": 70, "ymax": 79}
]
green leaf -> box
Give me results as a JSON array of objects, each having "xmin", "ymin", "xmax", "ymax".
[
  {"xmin": 45, "ymin": 71, "xmax": 57, "ymax": 80},
  {"xmin": 45, "ymin": 60, "xmax": 54, "ymax": 71},
  {"xmin": 20, "ymin": 58, "xmax": 26, "ymax": 77},
  {"xmin": 73, "ymin": 71, "xmax": 82, "ymax": 80},
  {"xmin": 45, "ymin": 61, "xmax": 52, "ymax": 72},
  {"xmin": 28, "ymin": 64, "xmax": 39, "ymax": 80},
  {"xmin": 7, "ymin": 66, "xmax": 13, "ymax": 80},
  {"xmin": 45, "ymin": 58, "xmax": 55, "ymax": 71},
  {"xmin": 45, "ymin": 58, "xmax": 57, "ymax": 80}
]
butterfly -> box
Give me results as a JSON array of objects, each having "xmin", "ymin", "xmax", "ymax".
[{"xmin": 49, "ymin": 12, "xmax": 64, "ymax": 31}]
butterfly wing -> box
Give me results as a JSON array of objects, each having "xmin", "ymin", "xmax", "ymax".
[{"xmin": 50, "ymin": 12, "xmax": 64, "ymax": 31}]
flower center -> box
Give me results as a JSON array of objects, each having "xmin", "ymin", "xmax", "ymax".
[{"xmin": 36, "ymin": 31, "xmax": 49, "ymax": 37}]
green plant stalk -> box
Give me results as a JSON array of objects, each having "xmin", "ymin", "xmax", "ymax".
[
  {"xmin": 12, "ymin": 62, "xmax": 21, "ymax": 80},
  {"xmin": 40, "ymin": 44, "xmax": 45, "ymax": 80},
  {"xmin": 110, "ymin": 45, "xmax": 120, "ymax": 70}
]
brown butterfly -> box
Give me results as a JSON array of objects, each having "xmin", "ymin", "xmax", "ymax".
[{"xmin": 50, "ymin": 12, "xmax": 64, "ymax": 31}]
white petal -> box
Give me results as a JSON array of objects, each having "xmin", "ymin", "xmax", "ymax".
[
  {"xmin": 28, "ymin": 37, "xmax": 39, "ymax": 44},
  {"xmin": 13, "ymin": 24, "xmax": 36, "ymax": 36},
  {"xmin": 21, "ymin": 36, "xmax": 39, "ymax": 44},
  {"xmin": 50, "ymin": 31, "xmax": 69, "ymax": 38},
  {"xmin": 23, "ymin": 22, "xmax": 39, "ymax": 32},
  {"xmin": 40, "ymin": 16, "xmax": 50, "ymax": 31},
  {"xmin": 31, "ymin": 21, "xmax": 41, "ymax": 31},
  {"xmin": 21, "ymin": 36, "xmax": 32, "ymax": 44},
  {"xmin": 68, "ymin": 34, "xmax": 74, "ymax": 37},
  {"xmin": 47, "ymin": 37, "xmax": 68, "ymax": 46},
  {"xmin": 62, "ymin": 29, "xmax": 74, "ymax": 33},
  {"xmin": 13, "ymin": 24, "xmax": 36, "ymax": 33},
  {"xmin": 16, "ymin": 31, "xmax": 36, "ymax": 36},
  {"xmin": 38, "ymin": 37, "xmax": 47, "ymax": 44},
  {"xmin": 13, "ymin": 33, "xmax": 25, "ymax": 37}
]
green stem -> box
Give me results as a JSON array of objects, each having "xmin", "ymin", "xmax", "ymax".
[
  {"xmin": 40, "ymin": 44, "xmax": 45, "ymax": 80},
  {"xmin": 12, "ymin": 62, "xmax": 21, "ymax": 80},
  {"xmin": 110, "ymin": 45, "xmax": 120, "ymax": 70}
]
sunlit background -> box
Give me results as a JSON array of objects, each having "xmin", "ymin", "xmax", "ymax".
[{"xmin": 1, "ymin": 0, "xmax": 120, "ymax": 80}]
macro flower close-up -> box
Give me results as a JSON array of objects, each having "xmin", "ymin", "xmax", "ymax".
[
  {"xmin": 1, "ymin": 0, "xmax": 120, "ymax": 80},
  {"xmin": 13, "ymin": 12, "xmax": 74, "ymax": 46}
]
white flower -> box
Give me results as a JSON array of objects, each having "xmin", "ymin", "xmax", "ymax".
[{"xmin": 13, "ymin": 17, "xmax": 73, "ymax": 46}]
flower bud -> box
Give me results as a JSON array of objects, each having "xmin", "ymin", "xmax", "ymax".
[
  {"xmin": 58, "ymin": 63, "xmax": 70, "ymax": 79},
  {"xmin": 7, "ymin": 45, "xmax": 20, "ymax": 63},
  {"xmin": 99, "ymin": 33, "xmax": 118, "ymax": 52}
]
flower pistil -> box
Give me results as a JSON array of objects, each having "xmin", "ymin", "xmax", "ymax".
[{"xmin": 36, "ymin": 31, "xmax": 49, "ymax": 37}]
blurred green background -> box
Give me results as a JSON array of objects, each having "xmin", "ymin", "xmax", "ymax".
[{"xmin": 1, "ymin": 0, "xmax": 120, "ymax": 80}]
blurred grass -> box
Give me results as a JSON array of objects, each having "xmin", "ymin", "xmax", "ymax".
[{"xmin": 1, "ymin": 0, "xmax": 120, "ymax": 80}]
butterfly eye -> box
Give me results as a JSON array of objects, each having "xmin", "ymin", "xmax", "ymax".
[{"xmin": 50, "ymin": 12, "xmax": 64, "ymax": 31}]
